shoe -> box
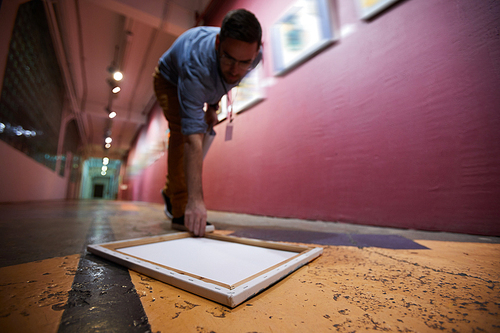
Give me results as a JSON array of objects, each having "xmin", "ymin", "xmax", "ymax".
[
  {"xmin": 171, "ymin": 215, "xmax": 215, "ymax": 233},
  {"xmin": 161, "ymin": 190, "xmax": 173, "ymax": 219}
]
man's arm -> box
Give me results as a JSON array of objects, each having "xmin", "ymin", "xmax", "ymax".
[{"xmin": 184, "ymin": 133, "xmax": 207, "ymax": 236}]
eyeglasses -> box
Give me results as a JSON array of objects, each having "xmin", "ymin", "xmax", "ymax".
[{"xmin": 219, "ymin": 52, "xmax": 254, "ymax": 71}]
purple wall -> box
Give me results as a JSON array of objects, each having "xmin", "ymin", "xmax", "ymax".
[{"xmin": 127, "ymin": 0, "xmax": 500, "ymax": 235}]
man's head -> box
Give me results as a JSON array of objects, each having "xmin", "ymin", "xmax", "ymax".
[
  {"xmin": 220, "ymin": 9, "xmax": 262, "ymax": 49},
  {"xmin": 216, "ymin": 9, "xmax": 262, "ymax": 84}
]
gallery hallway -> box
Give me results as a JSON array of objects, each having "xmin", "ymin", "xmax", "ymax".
[{"xmin": 0, "ymin": 200, "xmax": 499, "ymax": 332}]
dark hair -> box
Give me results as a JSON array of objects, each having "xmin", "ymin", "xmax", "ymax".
[{"xmin": 220, "ymin": 9, "xmax": 262, "ymax": 48}]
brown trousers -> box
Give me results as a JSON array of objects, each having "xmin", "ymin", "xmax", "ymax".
[{"xmin": 153, "ymin": 68, "xmax": 187, "ymax": 218}]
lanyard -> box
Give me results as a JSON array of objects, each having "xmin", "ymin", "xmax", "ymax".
[
  {"xmin": 218, "ymin": 69, "xmax": 236, "ymax": 123},
  {"xmin": 217, "ymin": 48, "xmax": 241, "ymax": 123}
]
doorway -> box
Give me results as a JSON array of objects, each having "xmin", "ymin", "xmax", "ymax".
[
  {"xmin": 80, "ymin": 158, "xmax": 121, "ymax": 199},
  {"xmin": 93, "ymin": 184, "xmax": 104, "ymax": 198}
]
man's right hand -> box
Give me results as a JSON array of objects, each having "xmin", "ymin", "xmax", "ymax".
[
  {"xmin": 184, "ymin": 133, "xmax": 206, "ymax": 237},
  {"xmin": 184, "ymin": 198, "xmax": 207, "ymax": 237}
]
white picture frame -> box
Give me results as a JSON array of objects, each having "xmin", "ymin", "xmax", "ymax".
[
  {"xmin": 271, "ymin": 0, "xmax": 336, "ymax": 76},
  {"xmin": 217, "ymin": 96, "xmax": 229, "ymax": 122},
  {"xmin": 355, "ymin": 0, "xmax": 402, "ymax": 20},
  {"xmin": 217, "ymin": 62, "xmax": 265, "ymax": 123},
  {"xmin": 232, "ymin": 62, "xmax": 265, "ymax": 114},
  {"xmin": 88, "ymin": 232, "xmax": 322, "ymax": 308}
]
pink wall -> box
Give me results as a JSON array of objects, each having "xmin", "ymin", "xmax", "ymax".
[
  {"xmin": 122, "ymin": 103, "xmax": 168, "ymax": 205},
  {"xmin": 0, "ymin": 140, "xmax": 70, "ymax": 202},
  {"xmin": 125, "ymin": 0, "xmax": 500, "ymax": 235}
]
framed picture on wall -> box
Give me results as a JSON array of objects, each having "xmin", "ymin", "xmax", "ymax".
[
  {"xmin": 355, "ymin": 0, "xmax": 402, "ymax": 20},
  {"xmin": 232, "ymin": 62, "xmax": 265, "ymax": 114},
  {"xmin": 217, "ymin": 63, "xmax": 265, "ymax": 122},
  {"xmin": 271, "ymin": 0, "xmax": 336, "ymax": 76},
  {"xmin": 217, "ymin": 96, "xmax": 229, "ymax": 122}
]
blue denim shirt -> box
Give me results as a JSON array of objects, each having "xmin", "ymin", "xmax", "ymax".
[{"xmin": 158, "ymin": 26, "xmax": 261, "ymax": 136}]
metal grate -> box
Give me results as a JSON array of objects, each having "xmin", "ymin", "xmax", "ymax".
[{"xmin": 0, "ymin": 0, "xmax": 65, "ymax": 171}]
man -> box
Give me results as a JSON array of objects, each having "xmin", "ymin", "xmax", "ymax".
[{"xmin": 154, "ymin": 9, "xmax": 262, "ymax": 236}]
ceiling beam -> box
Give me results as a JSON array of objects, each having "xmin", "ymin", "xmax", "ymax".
[{"xmin": 86, "ymin": 0, "xmax": 195, "ymax": 36}]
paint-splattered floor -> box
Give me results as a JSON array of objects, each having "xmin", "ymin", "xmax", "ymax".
[{"xmin": 0, "ymin": 200, "xmax": 499, "ymax": 332}]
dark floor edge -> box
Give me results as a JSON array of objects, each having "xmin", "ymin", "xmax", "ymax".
[
  {"xmin": 57, "ymin": 214, "xmax": 152, "ymax": 333},
  {"xmin": 228, "ymin": 228, "xmax": 429, "ymax": 250}
]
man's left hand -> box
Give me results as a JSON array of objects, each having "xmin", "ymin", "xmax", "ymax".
[{"xmin": 205, "ymin": 104, "xmax": 219, "ymax": 127}]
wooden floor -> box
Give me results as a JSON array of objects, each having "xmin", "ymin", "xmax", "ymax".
[{"xmin": 0, "ymin": 200, "xmax": 499, "ymax": 332}]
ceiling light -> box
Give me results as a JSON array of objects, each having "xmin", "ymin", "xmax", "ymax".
[
  {"xmin": 103, "ymin": 157, "xmax": 109, "ymax": 165},
  {"xmin": 105, "ymin": 137, "xmax": 112, "ymax": 144},
  {"xmin": 105, "ymin": 143, "xmax": 111, "ymax": 149},
  {"xmin": 109, "ymin": 111, "xmax": 117, "ymax": 119},
  {"xmin": 107, "ymin": 77, "xmax": 120, "ymax": 93},
  {"xmin": 113, "ymin": 71, "xmax": 123, "ymax": 81}
]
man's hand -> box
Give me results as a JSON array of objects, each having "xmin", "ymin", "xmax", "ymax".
[
  {"xmin": 205, "ymin": 104, "xmax": 219, "ymax": 128},
  {"xmin": 184, "ymin": 198, "xmax": 207, "ymax": 237},
  {"xmin": 184, "ymin": 133, "xmax": 206, "ymax": 237}
]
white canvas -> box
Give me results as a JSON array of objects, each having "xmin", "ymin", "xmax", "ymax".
[
  {"xmin": 88, "ymin": 233, "xmax": 322, "ymax": 307},
  {"xmin": 118, "ymin": 237, "xmax": 297, "ymax": 285}
]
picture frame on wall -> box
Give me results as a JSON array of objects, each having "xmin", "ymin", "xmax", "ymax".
[
  {"xmin": 217, "ymin": 62, "xmax": 265, "ymax": 122},
  {"xmin": 355, "ymin": 0, "xmax": 402, "ymax": 20},
  {"xmin": 217, "ymin": 96, "xmax": 229, "ymax": 122},
  {"xmin": 271, "ymin": 0, "xmax": 336, "ymax": 76},
  {"xmin": 232, "ymin": 62, "xmax": 265, "ymax": 114}
]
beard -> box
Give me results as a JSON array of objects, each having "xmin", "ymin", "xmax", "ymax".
[{"xmin": 222, "ymin": 71, "xmax": 242, "ymax": 84}]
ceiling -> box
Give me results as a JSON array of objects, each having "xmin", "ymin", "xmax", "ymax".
[{"xmin": 45, "ymin": 0, "xmax": 214, "ymax": 160}]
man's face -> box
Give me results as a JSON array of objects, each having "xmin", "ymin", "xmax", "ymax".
[{"xmin": 216, "ymin": 36, "xmax": 259, "ymax": 84}]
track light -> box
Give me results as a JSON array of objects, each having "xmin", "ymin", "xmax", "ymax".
[
  {"xmin": 107, "ymin": 78, "xmax": 121, "ymax": 94},
  {"xmin": 105, "ymin": 107, "xmax": 117, "ymax": 119},
  {"xmin": 113, "ymin": 71, "xmax": 123, "ymax": 81}
]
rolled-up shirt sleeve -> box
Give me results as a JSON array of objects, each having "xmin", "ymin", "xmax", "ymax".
[{"xmin": 177, "ymin": 61, "xmax": 211, "ymax": 136}]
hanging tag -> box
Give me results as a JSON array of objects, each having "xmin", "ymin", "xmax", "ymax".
[
  {"xmin": 225, "ymin": 105, "xmax": 233, "ymax": 141},
  {"xmin": 225, "ymin": 121, "xmax": 233, "ymax": 141}
]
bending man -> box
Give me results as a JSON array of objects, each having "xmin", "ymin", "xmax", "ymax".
[{"xmin": 154, "ymin": 9, "xmax": 262, "ymax": 236}]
